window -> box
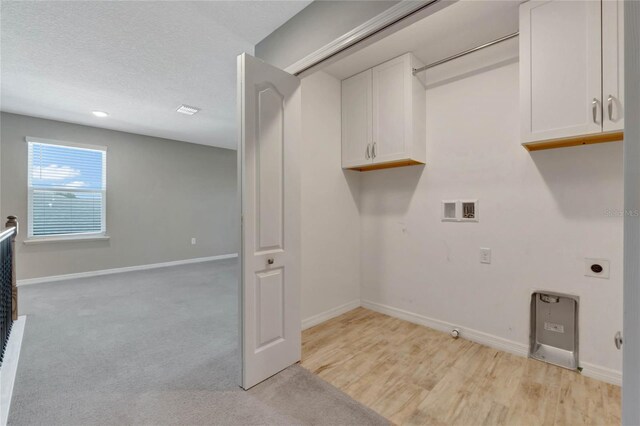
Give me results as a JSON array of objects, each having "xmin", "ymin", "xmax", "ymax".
[{"xmin": 27, "ymin": 138, "xmax": 107, "ymax": 239}]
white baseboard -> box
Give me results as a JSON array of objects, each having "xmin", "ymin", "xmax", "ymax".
[
  {"xmin": 302, "ymin": 299, "xmax": 361, "ymax": 330},
  {"xmin": 361, "ymin": 299, "xmax": 528, "ymax": 357},
  {"xmin": 361, "ymin": 299, "xmax": 622, "ymax": 386},
  {"xmin": 580, "ymin": 362, "xmax": 622, "ymax": 386},
  {"xmin": 17, "ymin": 253, "xmax": 238, "ymax": 286},
  {"xmin": 1, "ymin": 316, "xmax": 26, "ymax": 426}
]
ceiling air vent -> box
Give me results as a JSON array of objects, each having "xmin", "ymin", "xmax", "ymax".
[{"xmin": 176, "ymin": 104, "xmax": 200, "ymax": 115}]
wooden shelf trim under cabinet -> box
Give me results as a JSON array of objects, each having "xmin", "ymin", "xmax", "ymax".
[
  {"xmin": 523, "ymin": 131, "xmax": 624, "ymax": 152},
  {"xmin": 347, "ymin": 159, "xmax": 425, "ymax": 171}
]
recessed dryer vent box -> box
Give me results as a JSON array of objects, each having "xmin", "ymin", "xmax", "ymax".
[{"xmin": 529, "ymin": 291, "xmax": 579, "ymax": 370}]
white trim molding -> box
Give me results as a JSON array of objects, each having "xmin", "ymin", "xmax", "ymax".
[
  {"xmin": 580, "ymin": 362, "xmax": 623, "ymax": 387},
  {"xmin": 302, "ymin": 299, "xmax": 361, "ymax": 330},
  {"xmin": 361, "ymin": 299, "xmax": 621, "ymax": 386},
  {"xmin": 623, "ymin": 0, "xmax": 640, "ymax": 422},
  {"xmin": 285, "ymin": 0, "xmax": 436, "ymax": 75},
  {"xmin": 24, "ymin": 234, "xmax": 110, "ymax": 245},
  {"xmin": 17, "ymin": 253, "xmax": 238, "ymax": 286},
  {"xmin": 1, "ymin": 316, "xmax": 26, "ymax": 426}
]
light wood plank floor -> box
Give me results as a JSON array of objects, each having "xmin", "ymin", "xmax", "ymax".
[{"xmin": 301, "ymin": 307, "xmax": 621, "ymax": 426}]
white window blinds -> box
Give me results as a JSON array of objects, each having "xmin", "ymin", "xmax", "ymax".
[{"xmin": 27, "ymin": 139, "xmax": 107, "ymax": 237}]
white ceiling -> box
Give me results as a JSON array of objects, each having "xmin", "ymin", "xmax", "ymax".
[
  {"xmin": 0, "ymin": 1, "xmax": 311, "ymax": 149},
  {"xmin": 322, "ymin": 1, "xmax": 520, "ymax": 81}
]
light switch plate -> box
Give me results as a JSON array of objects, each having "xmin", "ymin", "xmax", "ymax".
[
  {"xmin": 480, "ymin": 248, "xmax": 491, "ymax": 264},
  {"xmin": 585, "ymin": 258, "xmax": 609, "ymax": 279}
]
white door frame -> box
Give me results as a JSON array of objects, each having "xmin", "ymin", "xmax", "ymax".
[
  {"xmin": 284, "ymin": 0, "xmax": 452, "ymax": 77},
  {"xmin": 623, "ymin": 1, "xmax": 640, "ymax": 423}
]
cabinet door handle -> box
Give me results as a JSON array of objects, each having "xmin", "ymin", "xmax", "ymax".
[
  {"xmin": 372, "ymin": 142, "xmax": 377, "ymax": 159},
  {"xmin": 592, "ymin": 98, "xmax": 600, "ymax": 124},
  {"xmin": 365, "ymin": 144, "xmax": 371, "ymax": 159},
  {"xmin": 607, "ymin": 95, "xmax": 614, "ymax": 121}
]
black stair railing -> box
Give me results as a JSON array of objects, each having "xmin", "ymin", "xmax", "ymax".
[{"xmin": 1, "ymin": 216, "xmax": 18, "ymax": 367}]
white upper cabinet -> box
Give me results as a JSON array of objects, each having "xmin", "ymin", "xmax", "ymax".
[
  {"xmin": 341, "ymin": 69, "xmax": 372, "ymax": 168},
  {"xmin": 520, "ymin": 0, "xmax": 602, "ymax": 144},
  {"xmin": 372, "ymin": 55, "xmax": 413, "ymax": 164},
  {"xmin": 520, "ymin": 0, "xmax": 624, "ymax": 149},
  {"xmin": 341, "ymin": 53, "xmax": 426, "ymax": 170},
  {"xmin": 602, "ymin": 0, "xmax": 624, "ymax": 133}
]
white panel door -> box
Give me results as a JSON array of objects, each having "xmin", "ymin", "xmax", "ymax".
[
  {"xmin": 520, "ymin": 0, "xmax": 602, "ymax": 143},
  {"xmin": 341, "ymin": 69, "xmax": 372, "ymax": 168},
  {"xmin": 602, "ymin": 0, "xmax": 624, "ymax": 133},
  {"xmin": 237, "ymin": 53, "xmax": 301, "ymax": 389},
  {"xmin": 372, "ymin": 54, "xmax": 411, "ymax": 163}
]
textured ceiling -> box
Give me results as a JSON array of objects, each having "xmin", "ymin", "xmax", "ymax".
[{"xmin": 0, "ymin": 1, "xmax": 311, "ymax": 149}]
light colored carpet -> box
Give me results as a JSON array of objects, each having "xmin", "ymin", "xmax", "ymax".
[{"xmin": 8, "ymin": 260, "xmax": 387, "ymax": 425}]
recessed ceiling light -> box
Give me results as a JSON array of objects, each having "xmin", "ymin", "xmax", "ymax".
[
  {"xmin": 176, "ymin": 104, "xmax": 200, "ymax": 115},
  {"xmin": 92, "ymin": 111, "xmax": 109, "ymax": 117}
]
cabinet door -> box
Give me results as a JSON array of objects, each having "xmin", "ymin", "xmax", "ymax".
[
  {"xmin": 520, "ymin": 0, "xmax": 602, "ymax": 144},
  {"xmin": 341, "ymin": 69, "xmax": 372, "ymax": 168},
  {"xmin": 372, "ymin": 54, "xmax": 411, "ymax": 163},
  {"xmin": 602, "ymin": 0, "xmax": 624, "ymax": 133}
]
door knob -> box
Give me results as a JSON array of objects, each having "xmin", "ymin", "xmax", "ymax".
[
  {"xmin": 615, "ymin": 331, "xmax": 623, "ymax": 350},
  {"xmin": 267, "ymin": 258, "xmax": 274, "ymax": 265}
]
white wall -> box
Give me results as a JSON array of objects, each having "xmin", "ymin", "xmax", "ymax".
[
  {"xmin": 300, "ymin": 71, "xmax": 361, "ymax": 327},
  {"xmin": 359, "ymin": 60, "xmax": 624, "ymax": 377}
]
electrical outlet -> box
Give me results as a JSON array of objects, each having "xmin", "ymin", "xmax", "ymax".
[
  {"xmin": 585, "ymin": 258, "xmax": 609, "ymax": 279},
  {"xmin": 480, "ymin": 248, "xmax": 491, "ymax": 264},
  {"xmin": 191, "ymin": 238, "xmax": 196, "ymax": 245}
]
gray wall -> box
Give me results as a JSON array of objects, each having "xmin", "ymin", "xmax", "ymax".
[
  {"xmin": 255, "ymin": 0, "xmax": 398, "ymax": 70},
  {"xmin": 0, "ymin": 112, "xmax": 238, "ymax": 280}
]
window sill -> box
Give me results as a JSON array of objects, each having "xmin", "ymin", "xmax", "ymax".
[{"xmin": 24, "ymin": 235, "xmax": 110, "ymax": 245}]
